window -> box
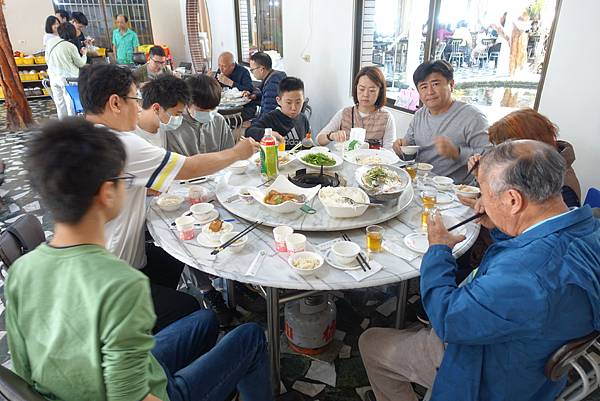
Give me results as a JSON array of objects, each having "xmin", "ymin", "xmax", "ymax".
[
  {"xmin": 354, "ymin": 0, "xmax": 561, "ymax": 116},
  {"xmin": 235, "ymin": 0, "xmax": 283, "ymax": 64},
  {"xmin": 52, "ymin": 0, "xmax": 153, "ymax": 49}
]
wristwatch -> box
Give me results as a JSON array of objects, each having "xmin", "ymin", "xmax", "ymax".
[{"xmin": 326, "ymin": 132, "xmax": 333, "ymax": 142}]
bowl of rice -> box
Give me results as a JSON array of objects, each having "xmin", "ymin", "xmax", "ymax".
[
  {"xmin": 288, "ymin": 251, "xmax": 324, "ymax": 276},
  {"xmin": 156, "ymin": 194, "xmax": 184, "ymax": 212},
  {"xmin": 318, "ymin": 186, "xmax": 370, "ymax": 218}
]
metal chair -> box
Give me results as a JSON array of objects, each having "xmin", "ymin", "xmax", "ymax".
[
  {"xmin": 0, "ymin": 365, "xmax": 46, "ymax": 401},
  {"xmin": 0, "ymin": 214, "xmax": 45, "ymax": 269},
  {"xmin": 546, "ymin": 332, "xmax": 600, "ymax": 401},
  {"xmin": 448, "ymin": 39, "xmax": 464, "ymax": 67},
  {"xmin": 433, "ymin": 42, "xmax": 446, "ymax": 61}
]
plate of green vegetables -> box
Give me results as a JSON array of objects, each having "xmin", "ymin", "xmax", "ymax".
[{"xmin": 296, "ymin": 150, "xmax": 343, "ymax": 169}]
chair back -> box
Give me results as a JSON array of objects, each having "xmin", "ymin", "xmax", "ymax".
[
  {"xmin": 544, "ymin": 331, "xmax": 600, "ymax": 381},
  {"xmin": 434, "ymin": 42, "xmax": 446, "ymax": 60},
  {"xmin": 450, "ymin": 39, "xmax": 462, "ymax": 53},
  {"xmin": 133, "ymin": 52, "xmax": 147, "ymax": 65},
  {"xmin": 0, "ymin": 215, "xmax": 45, "ymax": 269},
  {"xmin": 0, "ymin": 365, "xmax": 46, "ymax": 401},
  {"xmin": 584, "ymin": 188, "xmax": 600, "ymax": 208}
]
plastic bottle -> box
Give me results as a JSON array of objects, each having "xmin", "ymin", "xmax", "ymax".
[
  {"xmin": 301, "ymin": 132, "xmax": 315, "ymax": 150},
  {"xmin": 260, "ymin": 128, "xmax": 279, "ymax": 181}
]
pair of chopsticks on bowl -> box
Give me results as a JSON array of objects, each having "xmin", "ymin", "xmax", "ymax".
[
  {"xmin": 341, "ymin": 233, "xmax": 371, "ymax": 272},
  {"xmin": 447, "ymin": 212, "xmax": 484, "ymax": 232},
  {"xmin": 211, "ymin": 220, "xmax": 263, "ymax": 255}
]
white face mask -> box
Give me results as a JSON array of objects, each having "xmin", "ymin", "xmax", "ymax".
[
  {"xmin": 193, "ymin": 109, "xmax": 218, "ymax": 124},
  {"xmin": 159, "ymin": 112, "xmax": 183, "ymax": 131}
]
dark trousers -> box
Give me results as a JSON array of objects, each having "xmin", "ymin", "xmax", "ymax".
[{"xmin": 143, "ymin": 243, "xmax": 201, "ymax": 333}]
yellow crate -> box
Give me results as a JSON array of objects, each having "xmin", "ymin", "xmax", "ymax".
[
  {"xmin": 14, "ymin": 57, "xmax": 24, "ymax": 65},
  {"xmin": 138, "ymin": 44, "xmax": 154, "ymax": 54},
  {"xmin": 96, "ymin": 47, "xmax": 106, "ymax": 57},
  {"xmin": 19, "ymin": 73, "xmax": 38, "ymax": 81},
  {"xmin": 21, "ymin": 57, "xmax": 35, "ymax": 65},
  {"xmin": 42, "ymin": 88, "xmax": 49, "ymax": 96},
  {"xmin": 34, "ymin": 56, "xmax": 45, "ymax": 64},
  {"xmin": 0, "ymin": 87, "xmax": 4, "ymax": 99}
]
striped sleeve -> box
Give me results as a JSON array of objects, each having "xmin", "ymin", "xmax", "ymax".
[{"xmin": 146, "ymin": 151, "xmax": 185, "ymax": 192}]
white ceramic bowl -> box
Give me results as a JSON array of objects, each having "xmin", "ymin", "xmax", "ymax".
[
  {"xmin": 190, "ymin": 203, "xmax": 215, "ymax": 219},
  {"xmin": 219, "ymin": 232, "xmax": 248, "ymax": 253},
  {"xmin": 331, "ymin": 241, "xmax": 361, "ymax": 265},
  {"xmin": 288, "ymin": 251, "xmax": 324, "ymax": 276},
  {"xmin": 318, "ymin": 187, "xmax": 370, "ymax": 218},
  {"xmin": 202, "ymin": 221, "xmax": 233, "ymax": 242},
  {"xmin": 248, "ymin": 175, "xmax": 320, "ymax": 214},
  {"xmin": 310, "ymin": 146, "xmax": 330, "ymax": 153},
  {"xmin": 416, "ymin": 162, "xmax": 434, "ymax": 172},
  {"xmin": 238, "ymin": 187, "xmax": 255, "ymax": 204},
  {"xmin": 400, "ymin": 145, "xmax": 420, "ymax": 155},
  {"xmin": 454, "ymin": 184, "xmax": 481, "ymax": 198},
  {"xmin": 432, "ymin": 176, "xmax": 454, "ymax": 191},
  {"xmin": 156, "ymin": 194, "xmax": 184, "ymax": 212},
  {"xmin": 230, "ymin": 160, "xmax": 249, "ymax": 174}
]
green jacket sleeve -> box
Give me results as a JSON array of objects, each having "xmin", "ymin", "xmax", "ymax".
[{"xmin": 99, "ymin": 278, "xmax": 157, "ymax": 401}]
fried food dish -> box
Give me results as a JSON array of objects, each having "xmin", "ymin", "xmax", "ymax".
[
  {"xmin": 264, "ymin": 190, "xmax": 301, "ymax": 205},
  {"xmin": 209, "ymin": 219, "xmax": 224, "ymax": 232}
]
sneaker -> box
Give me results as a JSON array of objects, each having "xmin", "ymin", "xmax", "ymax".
[
  {"xmin": 235, "ymin": 283, "xmax": 266, "ymax": 314},
  {"xmin": 416, "ymin": 301, "xmax": 430, "ymax": 326},
  {"xmin": 202, "ymin": 288, "xmax": 233, "ymax": 327}
]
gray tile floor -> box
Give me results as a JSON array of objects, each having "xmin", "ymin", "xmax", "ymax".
[{"xmin": 0, "ymin": 100, "xmax": 599, "ymax": 401}]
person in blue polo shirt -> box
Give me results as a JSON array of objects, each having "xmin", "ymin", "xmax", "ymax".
[
  {"xmin": 359, "ymin": 140, "xmax": 600, "ymax": 401},
  {"xmin": 112, "ymin": 14, "xmax": 140, "ymax": 65}
]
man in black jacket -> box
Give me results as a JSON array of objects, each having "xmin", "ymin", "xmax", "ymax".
[{"xmin": 245, "ymin": 77, "xmax": 310, "ymax": 150}]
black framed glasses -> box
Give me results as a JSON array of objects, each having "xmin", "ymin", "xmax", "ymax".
[
  {"xmin": 106, "ymin": 173, "xmax": 136, "ymax": 189},
  {"xmin": 150, "ymin": 58, "xmax": 166, "ymax": 65},
  {"xmin": 249, "ymin": 66, "xmax": 261, "ymax": 72}
]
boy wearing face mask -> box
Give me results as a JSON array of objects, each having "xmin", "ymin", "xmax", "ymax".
[
  {"xmin": 135, "ymin": 74, "xmax": 188, "ymax": 148},
  {"xmin": 166, "ymin": 74, "xmax": 235, "ymax": 156}
]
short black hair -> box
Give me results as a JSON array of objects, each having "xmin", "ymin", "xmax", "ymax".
[
  {"xmin": 149, "ymin": 45, "xmax": 166, "ymax": 58},
  {"xmin": 79, "ymin": 64, "xmax": 135, "ymax": 115},
  {"xmin": 57, "ymin": 22, "xmax": 77, "ymax": 42},
  {"xmin": 45, "ymin": 16, "xmax": 59, "ymax": 34},
  {"xmin": 278, "ymin": 77, "xmax": 304, "ymax": 96},
  {"xmin": 141, "ymin": 75, "xmax": 190, "ymax": 110},
  {"xmin": 249, "ymin": 51, "xmax": 272, "ymax": 69},
  {"xmin": 186, "ymin": 74, "xmax": 221, "ymax": 109},
  {"xmin": 70, "ymin": 11, "xmax": 88, "ymax": 26},
  {"xmin": 413, "ymin": 60, "xmax": 454, "ymax": 87},
  {"xmin": 55, "ymin": 9, "xmax": 70, "ymax": 20},
  {"xmin": 116, "ymin": 14, "xmax": 129, "ymax": 23},
  {"xmin": 26, "ymin": 118, "xmax": 126, "ymax": 224}
]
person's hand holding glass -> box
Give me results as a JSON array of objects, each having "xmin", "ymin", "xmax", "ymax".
[{"xmin": 420, "ymin": 187, "xmax": 438, "ymax": 230}]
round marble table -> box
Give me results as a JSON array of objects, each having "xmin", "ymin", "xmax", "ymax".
[{"xmin": 146, "ymin": 153, "xmax": 481, "ymax": 395}]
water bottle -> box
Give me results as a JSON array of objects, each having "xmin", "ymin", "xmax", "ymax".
[{"xmin": 260, "ymin": 128, "xmax": 278, "ymax": 181}]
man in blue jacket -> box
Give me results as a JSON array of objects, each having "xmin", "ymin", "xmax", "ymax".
[
  {"xmin": 359, "ymin": 140, "xmax": 600, "ymax": 401},
  {"xmin": 243, "ymin": 51, "xmax": 287, "ymax": 119}
]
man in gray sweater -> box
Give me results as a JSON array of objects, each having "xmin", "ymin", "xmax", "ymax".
[{"xmin": 393, "ymin": 60, "xmax": 489, "ymax": 184}]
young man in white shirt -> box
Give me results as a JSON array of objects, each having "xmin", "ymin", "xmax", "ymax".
[{"xmin": 79, "ymin": 64, "xmax": 259, "ymax": 332}]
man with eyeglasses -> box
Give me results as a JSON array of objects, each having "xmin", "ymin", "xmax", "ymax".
[
  {"xmin": 133, "ymin": 45, "xmax": 171, "ymax": 85},
  {"xmin": 244, "ymin": 51, "xmax": 286, "ymax": 119},
  {"xmin": 79, "ymin": 64, "xmax": 259, "ymax": 333}
]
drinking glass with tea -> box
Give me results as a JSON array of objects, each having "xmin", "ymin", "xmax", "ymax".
[
  {"xmin": 420, "ymin": 187, "xmax": 438, "ymax": 229},
  {"xmin": 366, "ymin": 225, "xmax": 384, "ymax": 253}
]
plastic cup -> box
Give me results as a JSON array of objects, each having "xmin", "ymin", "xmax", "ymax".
[
  {"xmin": 175, "ymin": 216, "xmax": 195, "ymax": 240},
  {"xmin": 285, "ymin": 233, "xmax": 307, "ymax": 255},
  {"xmin": 273, "ymin": 226, "xmax": 294, "ymax": 252},
  {"xmin": 366, "ymin": 225, "xmax": 384, "ymax": 253},
  {"xmin": 188, "ymin": 185, "xmax": 209, "ymax": 205}
]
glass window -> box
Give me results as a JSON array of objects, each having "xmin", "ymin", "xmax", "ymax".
[
  {"xmin": 52, "ymin": 0, "xmax": 153, "ymax": 49},
  {"xmin": 355, "ymin": 0, "xmax": 560, "ymax": 117},
  {"xmin": 235, "ymin": 0, "xmax": 283, "ymax": 63}
]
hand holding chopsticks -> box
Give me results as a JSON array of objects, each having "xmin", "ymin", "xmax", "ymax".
[
  {"xmin": 341, "ymin": 233, "xmax": 371, "ymax": 272},
  {"xmin": 211, "ymin": 221, "xmax": 263, "ymax": 255},
  {"xmin": 447, "ymin": 212, "xmax": 485, "ymax": 231}
]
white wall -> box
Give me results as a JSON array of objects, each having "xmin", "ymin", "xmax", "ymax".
[
  {"xmin": 147, "ymin": 0, "xmax": 187, "ymax": 64},
  {"xmin": 4, "ymin": 0, "xmax": 54, "ymax": 54},
  {"xmin": 538, "ymin": 0, "xmax": 600, "ymax": 197},
  {"xmin": 206, "ymin": 0, "xmax": 238, "ymax": 68}
]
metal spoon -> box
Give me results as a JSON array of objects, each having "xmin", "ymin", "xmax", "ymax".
[{"xmin": 341, "ymin": 196, "xmax": 383, "ymax": 207}]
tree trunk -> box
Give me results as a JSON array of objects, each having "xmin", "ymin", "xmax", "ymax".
[{"xmin": 0, "ymin": 0, "xmax": 33, "ymax": 131}]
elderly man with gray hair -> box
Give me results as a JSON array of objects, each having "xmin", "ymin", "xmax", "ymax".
[{"xmin": 359, "ymin": 140, "xmax": 600, "ymax": 401}]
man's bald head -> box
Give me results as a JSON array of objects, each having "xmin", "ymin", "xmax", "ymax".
[
  {"xmin": 218, "ymin": 52, "xmax": 236, "ymax": 76},
  {"xmin": 480, "ymin": 139, "xmax": 566, "ymax": 203}
]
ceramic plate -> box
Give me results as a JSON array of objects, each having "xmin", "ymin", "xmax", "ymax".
[
  {"xmin": 250, "ymin": 151, "xmax": 296, "ymax": 168},
  {"xmin": 403, "ymin": 233, "xmax": 429, "ymax": 254},
  {"xmin": 343, "ymin": 148, "xmax": 401, "ymax": 166},
  {"xmin": 296, "ymin": 149, "xmax": 344, "ymax": 169},
  {"xmin": 196, "ymin": 233, "xmax": 221, "ymax": 248},
  {"xmin": 324, "ymin": 249, "xmax": 367, "ymax": 270}
]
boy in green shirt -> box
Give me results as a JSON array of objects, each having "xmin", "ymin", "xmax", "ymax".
[{"xmin": 6, "ymin": 118, "xmax": 273, "ymax": 401}]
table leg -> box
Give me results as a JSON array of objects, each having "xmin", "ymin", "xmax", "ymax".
[
  {"xmin": 225, "ymin": 279, "xmax": 237, "ymax": 309},
  {"xmin": 395, "ymin": 280, "xmax": 408, "ymax": 329},
  {"xmin": 266, "ymin": 286, "xmax": 281, "ymax": 396}
]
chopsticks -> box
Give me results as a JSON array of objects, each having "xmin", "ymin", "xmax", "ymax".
[
  {"xmin": 342, "ymin": 233, "xmax": 370, "ymax": 272},
  {"xmin": 211, "ymin": 220, "xmax": 263, "ymax": 255},
  {"xmin": 447, "ymin": 213, "xmax": 484, "ymax": 232},
  {"xmin": 466, "ymin": 159, "xmax": 480, "ymax": 178},
  {"xmin": 288, "ymin": 141, "xmax": 303, "ymax": 155}
]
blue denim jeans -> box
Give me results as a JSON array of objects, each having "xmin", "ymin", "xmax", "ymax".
[{"xmin": 152, "ymin": 309, "xmax": 273, "ymax": 401}]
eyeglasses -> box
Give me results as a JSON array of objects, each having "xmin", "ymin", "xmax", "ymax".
[
  {"xmin": 150, "ymin": 58, "xmax": 166, "ymax": 65},
  {"xmin": 249, "ymin": 66, "xmax": 262, "ymax": 72},
  {"xmin": 106, "ymin": 173, "xmax": 136, "ymax": 189},
  {"xmin": 123, "ymin": 96, "xmax": 143, "ymax": 106}
]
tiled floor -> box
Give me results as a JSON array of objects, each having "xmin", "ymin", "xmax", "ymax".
[{"xmin": 0, "ymin": 100, "xmax": 599, "ymax": 401}]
